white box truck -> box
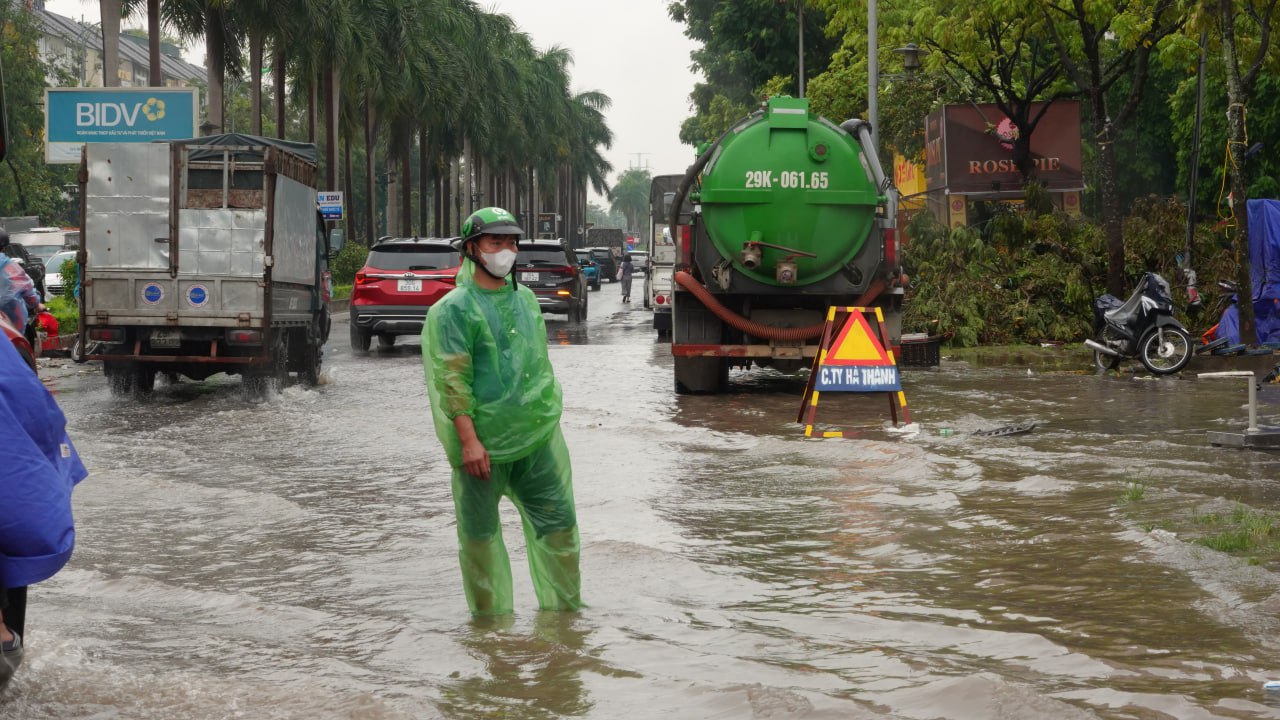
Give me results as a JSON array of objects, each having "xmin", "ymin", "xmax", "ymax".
[{"xmin": 77, "ymin": 135, "xmax": 340, "ymax": 394}]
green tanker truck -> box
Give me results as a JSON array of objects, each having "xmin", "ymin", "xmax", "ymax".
[{"xmin": 669, "ymin": 95, "xmax": 903, "ymax": 393}]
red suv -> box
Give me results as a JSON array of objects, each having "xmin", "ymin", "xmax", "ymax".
[{"xmin": 350, "ymin": 238, "xmax": 461, "ymax": 351}]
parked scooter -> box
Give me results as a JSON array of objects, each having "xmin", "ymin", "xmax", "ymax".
[{"xmin": 1085, "ymin": 272, "xmax": 1193, "ymax": 375}]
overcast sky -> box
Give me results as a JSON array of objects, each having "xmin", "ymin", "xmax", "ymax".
[{"xmin": 43, "ymin": 0, "xmax": 701, "ymax": 206}]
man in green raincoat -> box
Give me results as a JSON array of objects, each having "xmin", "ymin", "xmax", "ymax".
[{"xmin": 422, "ymin": 207, "xmax": 583, "ymax": 616}]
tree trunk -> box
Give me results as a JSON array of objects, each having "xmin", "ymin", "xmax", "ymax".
[
  {"xmin": 306, "ymin": 73, "xmax": 316, "ymax": 144},
  {"xmin": 433, "ymin": 163, "xmax": 443, "ymax": 237},
  {"xmin": 364, "ymin": 94, "xmax": 377, "ymax": 244},
  {"xmin": 323, "ymin": 66, "xmax": 339, "ymax": 191},
  {"xmin": 147, "ymin": 0, "xmax": 161, "ymax": 86},
  {"xmin": 204, "ymin": 5, "xmax": 225, "ymax": 134},
  {"xmin": 419, "ymin": 127, "xmax": 430, "ymax": 234},
  {"xmin": 1095, "ymin": 108, "xmax": 1125, "ymax": 297},
  {"xmin": 399, "ymin": 123, "xmax": 412, "ymax": 236},
  {"xmin": 344, "ymin": 129, "xmax": 355, "ymax": 245},
  {"xmin": 1220, "ymin": 0, "xmax": 1258, "ymax": 345},
  {"xmin": 463, "ymin": 136, "xmax": 474, "ymax": 216},
  {"xmin": 101, "ymin": 0, "xmax": 121, "ymax": 86},
  {"xmin": 273, "ymin": 43, "xmax": 286, "ymax": 139},
  {"xmin": 249, "ymin": 32, "xmax": 263, "ymax": 135},
  {"xmin": 452, "ymin": 157, "xmax": 463, "ymax": 233}
]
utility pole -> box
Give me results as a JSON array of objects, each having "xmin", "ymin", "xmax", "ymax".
[{"xmin": 630, "ymin": 152, "xmax": 650, "ymax": 170}]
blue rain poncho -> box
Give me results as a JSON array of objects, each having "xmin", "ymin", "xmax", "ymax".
[
  {"xmin": 0, "ymin": 337, "xmax": 88, "ymax": 590},
  {"xmin": 421, "ymin": 259, "xmax": 581, "ymax": 616}
]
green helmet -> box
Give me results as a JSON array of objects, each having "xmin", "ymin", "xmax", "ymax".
[{"xmin": 460, "ymin": 207, "xmax": 523, "ymax": 246}]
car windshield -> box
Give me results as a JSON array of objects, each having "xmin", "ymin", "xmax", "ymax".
[
  {"xmin": 24, "ymin": 244, "xmax": 66, "ymax": 261},
  {"xmin": 589, "ymin": 250, "xmax": 611, "ymax": 260},
  {"xmin": 518, "ymin": 247, "xmax": 568, "ymax": 265},
  {"xmin": 368, "ymin": 245, "xmax": 459, "ymax": 271},
  {"xmin": 47, "ymin": 251, "xmax": 76, "ymax": 272}
]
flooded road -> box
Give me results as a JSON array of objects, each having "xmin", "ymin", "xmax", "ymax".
[{"xmin": 7, "ymin": 284, "xmax": 1280, "ymax": 719}]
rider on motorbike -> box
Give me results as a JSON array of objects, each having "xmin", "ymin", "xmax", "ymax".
[{"xmin": 0, "ymin": 227, "xmax": 43, "ymax": 325}]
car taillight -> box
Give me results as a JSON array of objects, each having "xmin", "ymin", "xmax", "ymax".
[
  {"xmin": 655, "ymin": 294, "xmax": 666, "ymax": 305},
  {"xmin": 225, "ymin": 329, "xmax": 263, "ymax": 345},
  {"xmin": 884, "ymin": 227, "xmax": 897, "ymax": 270},
  {"xmin": 88, "ymin": 327, "xmax": 125, "ymax": 342},
  {"xmin": 355, "ymin": 271, "xmax": 369, "ymax": 285}
]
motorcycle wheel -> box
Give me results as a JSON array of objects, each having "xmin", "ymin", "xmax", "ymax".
[
  {"xmin": 1138, "ymin": 326, "xmax": 1193, "ymax": 375},
  {"xmin": 1094, "ymin": 349, "xmax": 1120, "ymax": 373},
  {"xmin": 1093, "ymin": 329, "xmax": 1121, "ymax": 372}
]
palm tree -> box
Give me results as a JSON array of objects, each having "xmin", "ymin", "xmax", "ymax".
[
  {"xmin": 100, "ymin": 0, "xmax": 121, "ymax": 86},
  {"xmin": 610, "ymin": 168, "xmax": 651, "ymax": 237}
]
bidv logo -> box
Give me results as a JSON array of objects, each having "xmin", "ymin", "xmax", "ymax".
[{"xmin": 76, "ymin": 97, "xmax": 167, "ymax": 128}]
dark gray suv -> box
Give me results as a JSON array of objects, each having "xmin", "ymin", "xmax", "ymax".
[{"xmin": 515, "ymin": 240, "xmax": 588, "ymax": 322}]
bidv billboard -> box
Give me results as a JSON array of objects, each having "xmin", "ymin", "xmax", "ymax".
[{"xmin": 45, "ymin": 87, "xmax": 199, "ymax": 163}]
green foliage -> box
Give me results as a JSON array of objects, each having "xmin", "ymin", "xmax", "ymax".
[
  {"xmin": 903, "ymin": 193, "xmax": 1233, "ymax": 345},
  {"xmin": 668, "ymin": 0, "xmax": 836, "ymax": 146},
  {"xmin": 331, "ymin": 284, "xmax": 352, "ymax": 301},
  {"xmin": 1171, "ymin": 66, "xmax": 1280, "ymax": 217},
  {"xmin": 331, "ymin": 242, "xmax": 368, "ymax": 286},
  {"xmin": 0, "ymin": 6, "xmax": 78, "ymax": 222},
  {"xmin": 1194, "ymin": 505, "xmax": 1280, "ymax": 558},
  {"xmin": 587, "ymin": 203, "xmax": 626, "ymax": 230},
  {"xmin": 901, "ymin": 203, "xmax": 1105, "ymax": 346},
  {"xmin": 1120, "ymin": 479, "xmax": 1149, "ymax": 503},
  {"xmin": 46, "ymin": 294, "xmax": 78, "ymax": 336},
  {"xmin": 609, "ymin": 168, "xmax": 652, "ymax": 236},
  {"xmin": 57, "ymin": 258, "xmax": 78, "ymax": 298}
]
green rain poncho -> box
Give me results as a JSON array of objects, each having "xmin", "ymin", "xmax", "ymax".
[{"xmin": 422, "ymin": 259, "xmax": 582, "ymax": 616}]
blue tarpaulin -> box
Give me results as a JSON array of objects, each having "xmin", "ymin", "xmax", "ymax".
[{"xmin": 1215, "ymin": 199, "xmax": 1280, "ymax": 345}]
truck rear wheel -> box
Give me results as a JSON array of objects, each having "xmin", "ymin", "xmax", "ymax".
[
  {"xmin": 302, "ymin": 324, "xmax": 323, "ymax": 387},
  {"xmin": 243, "ymin": 335, "xmax": 287, "ymax": 398},
  {"xmin": 674, "ymin": 357, "xmax": 729, "ymax": 394},
  {"xmin": 105, "ymin": 361, "xmax": 134, "ymax": 396}
]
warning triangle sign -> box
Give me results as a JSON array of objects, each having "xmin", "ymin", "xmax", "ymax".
[{"xmin": 824, "ymin": 311, "xmax": 892, "ymax": 366}]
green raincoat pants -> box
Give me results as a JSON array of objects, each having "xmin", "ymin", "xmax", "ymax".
[{"xmin": 452, "ymin": 427, "xmax": 580, "ymax": 615}]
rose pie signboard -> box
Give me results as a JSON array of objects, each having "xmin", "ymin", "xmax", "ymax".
[{"xmin": 923, "ymin": 100, "xmax": 1083, "ymax": 195}]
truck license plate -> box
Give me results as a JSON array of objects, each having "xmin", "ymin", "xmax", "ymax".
[
  {"xmin": 150, "ymin": 329, "xmax": 181, "ymax": 348},
  {"xmin": 397, "ymin": 279, "xmax": 422, "ymax": 292},
  {"xmin": 520, "ymin": 272, "xmax": 539, "ymax": 283}
]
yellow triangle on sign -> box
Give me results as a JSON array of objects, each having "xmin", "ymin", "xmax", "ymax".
[{"xmin": 825, "ymin": 312, "xmax": 891, "ymax": 366}]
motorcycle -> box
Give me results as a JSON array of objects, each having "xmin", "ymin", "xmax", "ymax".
[{"xmin": 1085, "ymin": 272, "xmax": 1193, "ymax": 375}]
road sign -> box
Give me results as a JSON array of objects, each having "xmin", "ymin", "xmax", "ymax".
[
  {"xmin": 44, "ymin": 87, "xmax": 199, "ymax": 164},
  {"xmin": 797, "ymin": 306, "xmax": 910, "ymax": 437},
  {"xmin": 317, "ymin": 191, "xmax": 344, "ymax": 221}
]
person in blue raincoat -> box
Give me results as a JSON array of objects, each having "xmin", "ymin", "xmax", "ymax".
[
  {"xmin": 0, "ymin": 327, "xmax": 88, "ymax": 689},
  {"xmin": 421, "ymin": 206, "xmax": 582, "ymax": 617}
]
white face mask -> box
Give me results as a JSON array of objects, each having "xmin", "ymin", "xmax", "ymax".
[{"xmin": 480, "ymin": 248, "xmax": 517, "ymax": 278}]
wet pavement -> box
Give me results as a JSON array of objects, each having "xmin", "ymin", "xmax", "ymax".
[{"xmin": 7, "ymin": 280, "xmax": 1280, "ymax": 719}]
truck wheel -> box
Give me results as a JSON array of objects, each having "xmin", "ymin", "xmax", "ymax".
[
  {"xmin": 105, "ymin": 361, "xmax": 135, "ymax": 396},
  {"xmin": 301, "ymin": 323, "xmax": 323, "ymax": 387},
  {"xmin": 674, "ymin": 357, "xmax": 729, "ymax": 394},
  {"xmin": 133, "ymin": 367, "xmax": 156, "ymax": 394},
  {"xmin": 243, "ymin": 336, "xmax": 287, "ymax": 398},
  {"xmin": 350, "ymin": 321, "xmax": 372, "ymax": 353}
]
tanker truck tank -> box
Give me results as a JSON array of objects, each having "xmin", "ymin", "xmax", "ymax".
[{"xmin": 669, "ymin": 96, "xmax": 903, "ymax": 394}]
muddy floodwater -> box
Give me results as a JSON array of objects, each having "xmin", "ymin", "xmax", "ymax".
[{"xmin": 6, "ymin": 286, "xmax": 1280, "ymax": 719}]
